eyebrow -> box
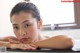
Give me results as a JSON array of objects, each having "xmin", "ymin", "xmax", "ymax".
[
  {"xmin": 13, "ymin": 24, "xmax": 18, "ymax": 26},
  {"xmin": 13, "ymin": 20, "xmax": 29, "ymax": 25},
  {"xmin": 22, "ymin": 20, "xmax": 30, "ymax": 24},
  {"xmin": 12, "ymin": 20, "xmax": 30, "ymax": 25}
]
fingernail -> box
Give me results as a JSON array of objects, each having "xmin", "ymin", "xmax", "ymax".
[{"xmin": 32, "ymin": 48, "xmax": 36, "ymax": 50}]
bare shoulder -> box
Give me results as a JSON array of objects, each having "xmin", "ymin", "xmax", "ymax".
[
  {"xmin": 53, "ymin": 35, "xmax": 72, "ymax": 38},
  {"xmin": 41, "ymin": 35, "xmax": 51, "ymax": 40},
  {"xmin": 44, "ymin": 36, "xmax": 51, "ymax": 39},
  {"xmin": 0, "ymin": 36, "xmax": 17, "ymax": 42},
  {"xmin": 44, "ymin": 35, "xmax": 72, "ymax": 39}
]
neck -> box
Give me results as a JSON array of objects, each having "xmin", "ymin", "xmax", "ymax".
[{"xmin": 38, "ymin": 34, "xmax": 46, "ymax": 41}]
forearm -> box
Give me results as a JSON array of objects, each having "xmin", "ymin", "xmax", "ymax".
[
  {"xmin": 0, "ymin": 41, "xmax": 10, "ymax": 48},
  {"xmin": 32, "ymin": 35, "xmax": 73, "ymax": 49}
]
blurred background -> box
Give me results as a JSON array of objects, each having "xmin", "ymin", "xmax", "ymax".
[{"xmin": 0, "ymin": 0, "xmax": 80, "ymax": 40}]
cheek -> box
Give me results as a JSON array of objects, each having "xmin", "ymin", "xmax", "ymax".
[
  {"xmin": 27, "ymin": 26, "xmax": 39, "ymax": 38},
  {"xmin": 14, "ymin": 31, "xmax": 21, "ymax": 39}
]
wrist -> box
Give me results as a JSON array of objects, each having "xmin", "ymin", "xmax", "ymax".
[
  {"xmin": 31, "ymin": 42, "xmax": 39, "ymax": 48},
  {"xmin": 0, "ymin": 41, "xmax": 11, "ymax": 48},
  {"xmin": 6, "ymin": 42, "xmax": 11, "ymax": 48},
  {"xmin": 10, "ymin": 44, "xmax": 19, "ymax": 49}
]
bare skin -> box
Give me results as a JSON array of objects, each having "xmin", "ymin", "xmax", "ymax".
[
  {"xmin": 0, "ymin": 35, "xmax": 73, "ymax": 50},
  {"xmin": 0, "ymin": 11, "xmax": 74, "ymax": 50},
  {"xmin": 0, "ymin": 36, "xmax": 37, "ymax": 50}
]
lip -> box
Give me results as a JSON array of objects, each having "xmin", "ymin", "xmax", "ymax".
[
  {"xmin": 20, "ymin": 38, "xmax": 32, "ymax": 43},
  {"xmin": 20, "ymin": 38, "xmax": 29, "ymax": 41}
]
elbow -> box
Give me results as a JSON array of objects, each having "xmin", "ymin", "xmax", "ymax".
[{"xmin": 65, "ymin": 38, "xmax": 74, "ymax": 49}]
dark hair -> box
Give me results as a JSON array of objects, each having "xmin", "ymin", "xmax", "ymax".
[{"xmin": 10, "ymin": 2, "xmax": 41, "ymax": 21}]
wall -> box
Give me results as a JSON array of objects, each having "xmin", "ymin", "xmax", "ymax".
[
  {"xmin": 0, "ymin": 0, "xmax": 23, "ymax": 37},
  {"xmin": 40, "ymin": 29, "xmax": 80, "ymax": 40},
  {"xmin": 0, "ymin": 0, "xmax": 80, "ymax": 40}
]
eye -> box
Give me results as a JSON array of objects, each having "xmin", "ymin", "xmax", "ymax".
[
  {"xmin": 13, "ymin": 26, "xmax": 19, "ymax": 30},
  {"xmin": 25, "ymin": 24, "xmax": 31, "ymax": 28}
]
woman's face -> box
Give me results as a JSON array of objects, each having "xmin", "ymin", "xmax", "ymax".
[{"xmin": 11, "ymin": 11, "xmax": 42, "ymax": 43}]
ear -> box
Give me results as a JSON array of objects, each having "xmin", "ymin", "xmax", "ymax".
[{"xmin": 37, "ymin": 19, "xmax": 42, "ymax": 29}]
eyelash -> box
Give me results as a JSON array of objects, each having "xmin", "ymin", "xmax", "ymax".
[
  {"xmin": 13, "ymin": 24, "xmax": 31, "ymax": 30},
  {"xmin": 13, "ymin": 26, "xmax": 19, "ymax": 30},
  {"xmin": 25, "ymin": 24, "xmax": 31, "ymax": 28}
]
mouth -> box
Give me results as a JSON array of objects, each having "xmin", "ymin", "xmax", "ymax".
[
  {"xmin": 20, "ymin": 38, "xmax": 29, "ymax": 41},
  {"xmin": 20, "ymin": 38, "xmax": 31, "ymax": 43}
]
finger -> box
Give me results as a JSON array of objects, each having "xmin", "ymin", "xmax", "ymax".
[
  {"xmin": 21, "ymin": 48, "xmax": 27, "ymax": 50},
  {"xmin": 10, "ymin": 44, "xmax": 19, "ymax": 49},
  {"xmin": 18, "ymin": 44, "xmax": 27, "ymax": 50},
  {"xmin": 26, "ymin": 45, "xmax": 36, "ymax": 50},
  {"xmin": 24, "ymin": 44, "xmax": 37, "ymax": 50},
  {"xmin": 17, "ymin": 44, "xmax": 36, "ymax": 50},
  {"xmin": 9, "ymin": 39, "xmax": 20, "ymax": 44},
  {"xmin": 29, "ymin": 44, "xmax": 38, "ymax": 48},
  {"xmin": 19, "ymin": 44, "xmax": 36, "ymax": 50}
]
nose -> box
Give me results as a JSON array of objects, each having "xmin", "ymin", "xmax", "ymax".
[{"xmin": 19, "ymin": 28, "xmax": 26, "ymax": 37}]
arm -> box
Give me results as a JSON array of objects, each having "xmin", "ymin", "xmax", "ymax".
[
  {"xmin": 0, "ymin": 41, "xmax": 10, "ymax": 48},
  {"xmin": 0, "ymin": 36, "xmax": 19, "ymax": 48},
  {"xmin": 32, "ymin": 35, "xmax": 74, "ymax": 49},
  {"xmin": 0, "ymin": 36, "xmax": 16, "ymax": 42},
  {"xmin": 0, "ymin": 36, "xmax": 37, "ymax": 50}
]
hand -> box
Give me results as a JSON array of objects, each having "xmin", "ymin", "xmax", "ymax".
[
  {"xmin": 10, "ymin": 43, "xmax": 38, "ymax": 50},
  {"xmin": 8, "ymin": 38, "xmax": 20, "ymax": 44}
]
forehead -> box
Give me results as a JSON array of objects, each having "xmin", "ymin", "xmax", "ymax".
[{"xmin": 11, "ymin": 11, "xmax": 37, "ymax": 24}]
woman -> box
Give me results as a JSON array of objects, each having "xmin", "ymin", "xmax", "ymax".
[{"xmin": 0, "ymin": 2, "xmax": 74, "ymax": 50}]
